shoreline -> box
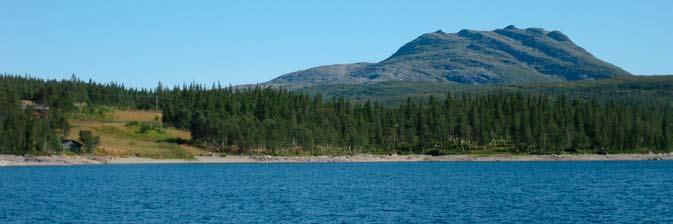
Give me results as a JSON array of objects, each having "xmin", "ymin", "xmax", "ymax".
[{"xmin": 1, "ymin": 153, "xmax": 673, "ymax": 167}]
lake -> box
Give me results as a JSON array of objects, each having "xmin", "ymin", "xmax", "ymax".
[{"xmin": 1, "ymin": 161, "xmax": 672, "ymax": 223}]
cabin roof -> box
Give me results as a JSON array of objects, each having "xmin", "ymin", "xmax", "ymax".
[{"xmin": 62, "ymin": 139, "xmax": 84, "ymax": 145}]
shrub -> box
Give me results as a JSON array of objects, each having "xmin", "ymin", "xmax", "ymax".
[{"xmin": 79, "ymin": 130, "xmax": 100, "ymax": 154}]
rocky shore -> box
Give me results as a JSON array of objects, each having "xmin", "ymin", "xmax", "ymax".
[
  {"xmin": 0, "ymin": 154, "xmax": 108, "ymax": 166},
  {"xmin": 2, "ymin": 153, "xmax": 673, "ymax": 167}
]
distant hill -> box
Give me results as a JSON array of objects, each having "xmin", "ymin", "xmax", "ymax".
[
  {"xmin": 299, "ymin": 75, "xmax": 673, "ymax": 105},
  {"xmin": 266, "ymin": 25, "xmax": 631, "ymax": 88}
]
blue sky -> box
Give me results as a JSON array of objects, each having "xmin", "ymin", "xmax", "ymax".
[{"xmin": 1, "ymin": 0, "xmax": 672, "ymax": 88}]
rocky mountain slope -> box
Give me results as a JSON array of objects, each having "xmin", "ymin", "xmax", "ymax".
[{"xmin": 267, "ymin": 25, "xmax": 631, "ymax": 88}]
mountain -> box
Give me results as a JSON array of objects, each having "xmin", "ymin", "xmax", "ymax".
[{"xmin": 266, "ymin": 25, "xmax": 631, "ymax": 88}]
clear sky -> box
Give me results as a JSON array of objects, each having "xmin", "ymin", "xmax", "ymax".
[{"xmin": 2, "ymin": 0, "xmax": 672, "ymax": 88}]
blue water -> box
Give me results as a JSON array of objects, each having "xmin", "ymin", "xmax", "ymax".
[{"xmin": 1, "ymin": 161, "xmax": 672, "ymax": 223}]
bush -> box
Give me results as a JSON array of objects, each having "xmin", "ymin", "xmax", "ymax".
[
  {"xmin": 137, "ymin": 121, "xmax": 165, "ymax": 134},
  {"xmin": 79, "ymin": 130, "xmax": 100, "ymax": 154}
]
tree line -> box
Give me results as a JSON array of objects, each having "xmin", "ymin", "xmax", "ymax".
[
  {"xmin": 160, "ymin": 85, "xmax": 673, "ymax": 155},
  {"xmin": 2, "ymin": 74, "xmax": 672, "ymax": 155}
]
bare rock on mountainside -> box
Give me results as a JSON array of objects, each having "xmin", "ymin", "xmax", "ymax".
[{"xmin": 266, "ymin": 26, "xmax": 631, "ymax": 88}]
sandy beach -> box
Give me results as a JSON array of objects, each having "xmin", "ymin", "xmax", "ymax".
[{"xmin": 2, "ymin": 153, "xmax": 673, "ymax": 167}]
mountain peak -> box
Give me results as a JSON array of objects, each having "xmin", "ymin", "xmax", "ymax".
[
  {"xmin": 525, "ymin": 27, "xmax": 548, "ymax": 35},
  {"xmin": 547, "ymin": 30, "xmax": 571, "ymax": 42},
  {"xmin": 504, "ymin": 25, "xmax": 518, "ymax": 30},
  {"xmin": 266, "ymin": 27, "xmax": 631, "ymax": 88}
]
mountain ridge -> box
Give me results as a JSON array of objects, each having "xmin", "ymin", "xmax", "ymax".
[{"xmin": 266, "ymin": 26, "xmax": 631, "ymax": 88}]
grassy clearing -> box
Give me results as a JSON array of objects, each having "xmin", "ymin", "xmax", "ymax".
[
  {"xmin": 112, "ymin": 110, "xmax": 162, "ymax": 122},
  {"xmin": 67, "ymin": 110, "xmax": 206, "ymax": 159}
]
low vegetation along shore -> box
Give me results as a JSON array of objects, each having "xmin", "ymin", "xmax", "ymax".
[{"xmin": 2, "ymin": 153, "xmax": 672, "ymax": 166}]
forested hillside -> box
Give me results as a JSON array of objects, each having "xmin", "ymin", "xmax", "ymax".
[
  {"xmin": 0, "ymin": 75, "xmax": 155, "ymax": 155},
  {"xmin": 301, "ymin": 75, "xmax": 673, "ymax": 105},
  {"xmin": 2, "ymin": 74, "xmax": 672, "ymax": 156},
  {"xmin": 0, "ymin": 86, "xmax": 63, "ymax": 154},
  {"xmin": 161, "ymin": 86, "xmax": 672, "ymax": 155}
]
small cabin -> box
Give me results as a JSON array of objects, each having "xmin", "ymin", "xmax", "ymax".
[{"xmin": 62, "ymin": 139, "xmax": 84, "ymax": 153}]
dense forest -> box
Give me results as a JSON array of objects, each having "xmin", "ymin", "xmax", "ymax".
[
  {"xmin": 162, "ymin": 86, "xmax": 673, "ymax": 155},
  {"xmin": 0, "ymin": 86, "xmax": 62, "ymax": 154},
  {"xmin": 1, "ymin": 74, "xmax": 672, "ymax": 155}
]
